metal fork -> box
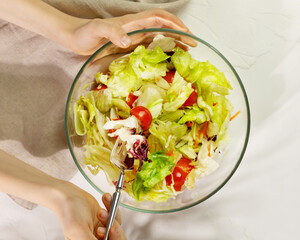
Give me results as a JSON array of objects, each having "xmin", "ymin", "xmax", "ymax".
[{"xmin": 104, "ymin": 137, "xmax": 128, "ymax": 240}]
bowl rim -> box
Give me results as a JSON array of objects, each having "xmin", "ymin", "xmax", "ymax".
[{"xmin": 65, "ymin": 28, "xmax": 251, "ymax": 213}]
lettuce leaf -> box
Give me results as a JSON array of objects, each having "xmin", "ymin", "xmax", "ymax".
[
  {"xmin": 105, "ymin": 45, "xmax": 170, "ymax": 98},
  {"xmin": 74, "ymin": 95, "xmax": 96, "ymax": 136},
  {"xmin": 171, "ymin": 47, "xmax": 202, "ymax": 83},
  {"xmin": 93, "ymin": 89, "xmax": 112, "ymax": 113},
  {"xmin": 149, "ymin": 120, "xmax": 187, "ymax": 150},
  {"xmin": 75, "ymin": 92, "xmax": 114, "ymax": 148},
  {"xmin": 203, "ymin": 92, "xmax": 233, "ymax": 141},
  {"xmin": 135, "ymin": 84, "xmax": 163, "ymax": 118},
  {"xmin": 199, "ymin": 62, "xmax": 232, "ymax": 95},
  {"xmin": 159, "ymin": 110, "xmax": 184, "ymax": 122},
  {"xmin": 147, "ymin": 99, "xmax": 163, "ymax": 119},
  {"xmin": 197, "ymin": 95, "xmax": 213, "ymax": 119},
  {"xmin": 147, "ymin": 134, "xmax": 164, "ymax": 154},
  {"xmin": 83, "ymin": 145, "xmax": 120, "ymax": 181},
  {"xmin": 111, "ymin": 98, "xmax": 131, "ymax": 119},
  {"xmin": 129, "ymin": 45, "xmax": 169, "ymax": 80},
  {"xmin": 147, "ymin": 34, "xmax": 176, "ymax": 52},
  {"xmin": 127, "ymin": 178, "xmax": 175, "ymax": 202},
  {"xmin": 109, "ymin": 56, "xmax": 129, "ymax": 75},
  {"xmin": 95, "ymin": 72, "xmax": 109, "ymax": 85},
  {"xmin": 163, "ymin": 71, "xmax": 193, "ymax": 112},
  {"xmin": 178, "ymin": 144, "xmax": 197, "ymax": 159},
  {"xmin": 132, "ymin": 152, "xmax": 174, "ymax": 200},
  {"xmin": 74, "ymin": 103, "xmax": 88, "ymax": 136},
  {"xmin": 178, "ymin": 106, "xmax": 207, "ymax": 125},
  {"xmin": 107, "ymin": 67, "xmax": 142, "ymax": 98},
  {"xmin": 171, "ymin": 47, "xmax": 232, "ymax": 95}
]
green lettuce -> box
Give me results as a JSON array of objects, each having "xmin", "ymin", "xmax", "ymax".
[
  {"xmin": 93, "ymin": 89, "xmax": 112, "ymax": 113},
  {"xmin": 210, "ymin": 96, "xmax": 232, "ymax": 141},
  {"xmin": 132, "ymin": 152, "xmax": 174, "ymax": 200},
  {"xmin": 178, "ymin": 144, "xmax": 197, "ymax": 160},
  {"xmin": 147, "ymin": 99, "xmax": 163, "ymax": 119},
  {"xmin": 163, "ymin": 71, "xmax": 194, "ymax": 112},
  {"xmin": 106, "ymin": 66, "xmax": 142, "ymax": 98},
  {"xmin": 171, "ymin": 47, "xmax": 202, "ymax": 83},
  {"xmin": 111, "ymin": 98, "xmax": 131, "ymax": 119},
  {"xmin": 171, "ymin": 47, "xmax": 232, "ymax": 95},
  {"xmin": 199, "ymin": 62, "xmax": 232, "ymax": 95},
  {"xmin": 74, "ymin": 92, "xmax": 114, "ymax": 149},
  {"xmin": 147, "ymin": 134, "xmax": 164, "ymax": 153},
  {"xmin": 74, "ymin": 95, "xmax": 96, "ymax": 136},
  {"xmin": 149, "ymin": 120, "xmax": 187, "ymax": 150},
  {"xmin": 135, "ymin": 84, "xmax": 164, "ymax": 118},
  {"xmin": 178, "ymin": 106, "xmax": 207, "ymax": 125},
  {"xmin": 129, "ymin": 45, "xmax": 169, "ymax": 80},
  {"xmin": 74, "ymin": 103, "xmax": 88, "ymax": 136},
  {"xmin": 202, "ymin": 92, "xmax": 233, "ymax": 141},
  {"xmin": 127, "ymin": 179, "xmax": 175, "ymax": 202},
  {"xmin": 159, "ymin": 110, "xmax": 184, "ymax": 122},
  {"xmin": 84, "ymin": 145, "xmax": 120, "ymax": 181},
  {"xmin": 108, "ymin": 56, "xmax": 129, "ymax": 75},
  {"xmin": 197, "ymin": 95, "xmax": 213, "ymax": 118},
  {"xmin": 95, "ymin": 72, "xmax": 109, "ymax": 85}
]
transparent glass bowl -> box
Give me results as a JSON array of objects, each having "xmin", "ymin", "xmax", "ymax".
[{"xmin": 65, "ymin": 28, "xmax": 250, "ymax": 213}]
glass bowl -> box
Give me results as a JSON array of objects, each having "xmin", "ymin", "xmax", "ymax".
[{"xmin": 65, "ymin": 28, "xmax": 250, "ymax": 213}]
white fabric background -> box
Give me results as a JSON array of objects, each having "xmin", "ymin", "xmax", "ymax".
[{"xmin": 1, "ymin": 0, "xmax": 300, "ymax": 239}]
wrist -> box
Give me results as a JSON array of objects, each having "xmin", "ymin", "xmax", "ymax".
[
  {"xmin": 57, "ymin": 17, "xmax": 91, "ymax": 53},
  {"xmin": 44, "ymin": 13, "xmax": 80, "ymax": 51},
  {"xmin": 42, "ymin": 179, "xmax": 71, "ymax": 213}
]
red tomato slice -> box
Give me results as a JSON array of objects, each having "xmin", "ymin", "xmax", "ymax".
[
  {"xmin": 176, "ymin": 158, "xmax": 194, "ymax": 173},
  {"xmin": 182, "ymin": 90, "xmax": 197, "ymax": 107},
  {"xmin": 108, "ymin": 119, "xmax": 121, "ymax": 139},
  {"xmin": 163, "ymin": 70, "xmax": 176, "ymax": 83},
  {"xmin": 127, "ymin": 93, "xmax": 138, "ymax": 108},
  {"xmin": 130, "ymin": 106, "xmax": 152, "ymax": 131},
  {"xmin": 94, "ymin": 84, "xmax": 107, "ymax": 91},
  {"xmin": 166, "ymin": 158, "xmax": 194, "ymax": 191}
]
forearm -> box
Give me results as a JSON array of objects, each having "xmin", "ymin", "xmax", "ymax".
[
  {"xmin": 0, "ymin": 149, "xmax": 64, "ymax": 212},
  {"xmin": 0, "ymin": 0, "xmax": 78, "ymax": 48}
]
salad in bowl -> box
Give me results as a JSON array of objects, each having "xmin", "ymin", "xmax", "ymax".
[{"xmin": 73, "ymin": 34, "xmax": 235, "ymax": 203}]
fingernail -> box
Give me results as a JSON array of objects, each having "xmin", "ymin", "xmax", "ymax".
[
  {"xmin": 121, "ymin": 36, "xmax": 131, "ymax": 47},
  {"xmin": 98, "ymin": 226, "xmax": 106, "ymax": 234},
  {"xmin": 99, "ymin": 209, "xmax": 108, "ymax": 220},
  {"xmin": 104, "ymin": 193, "xmax": 112, "ymax": 202},
  {"xmin": 111, "ymin": 225, "xmax": 119, "ymax": 235}
]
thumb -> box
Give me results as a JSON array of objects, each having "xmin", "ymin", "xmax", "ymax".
[{"xmin": 99, "ymin": 21, "xmax": 132, "ymax": 48}]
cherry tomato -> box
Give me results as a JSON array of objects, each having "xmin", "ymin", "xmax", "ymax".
[
  {"xmin": 130, "ymin": 106, "xmax": 152, "ymax": 131},
  {"xmin": 94, "ymin": 84, "xmax": 107, "ymax": 91},
  {"xmin": 182, "ymin": 89, "xmax": 197, "ymax": 107},
  {"xmin": 185, "ymin": 121, "xmax": 193, "ymax": 128},
  {"xmin": 127, "ymin": 93, "xmax": 138, "ymax": 108},
  {"xmin": 166, "ymin": 158, "xmax": 194, "ymax": 191},
  {"xmin": 163, "ymin": 70, "xmax": 176, "ymax": 83}
]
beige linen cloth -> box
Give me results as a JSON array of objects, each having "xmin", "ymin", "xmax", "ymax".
[{"xmin": 0, "ymin": 0, "xmax": 188, "ymax": 209}]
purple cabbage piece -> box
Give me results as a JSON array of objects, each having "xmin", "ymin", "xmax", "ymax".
[{"xmin": 128, "ymin": 138, "xmax": 149, "ymax": 170}]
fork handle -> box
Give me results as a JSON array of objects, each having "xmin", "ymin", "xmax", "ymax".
[{"xmin": 104, "ymin": 171, "xmax": 124, "ymax": 240}]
